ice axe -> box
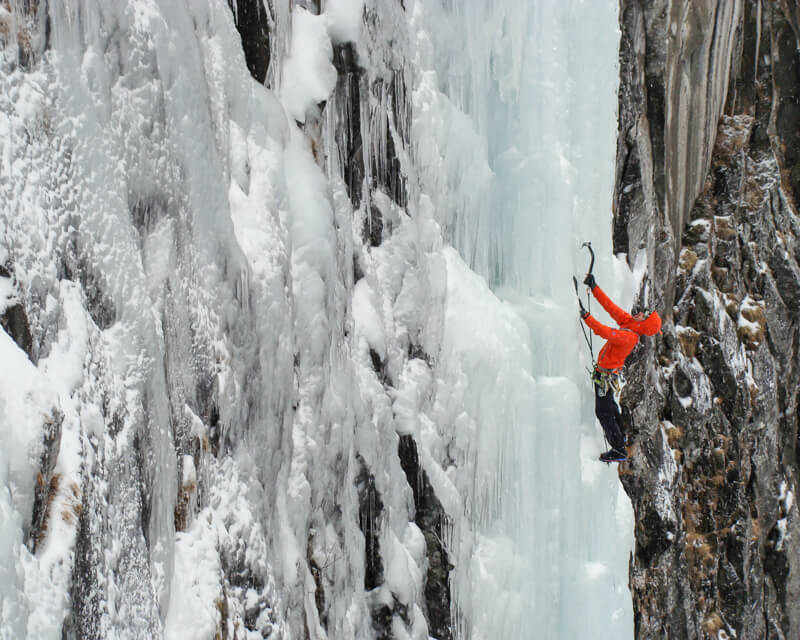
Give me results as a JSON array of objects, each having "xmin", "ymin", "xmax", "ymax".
[{"xmin": 573, "ymin": 242, "xmax": 595, "ymax": 363}]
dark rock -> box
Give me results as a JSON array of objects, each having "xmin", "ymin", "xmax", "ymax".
[
  {"xmin": 66, "ymin": 490, "xmax": 105, "ymax": 640},
  {"xmin": 219, "ymin": 543, "xmax": 274, "ymax": 636},
  {"xmin": 332, "ymin": 43, "xmax": 365, "ymax": 210},
  {"xmin": 356, "ymin": 456, "xmax": 384, "ymax": 591},
  {"xmin": 196, "ymin": 375, "xmax": 221, "ymax": 457},
  {"xmin": 356, "ymin": 457, "xmax": 412, "ymax": 638},
  {"xmin": 369, "ymin": 74, "xmax": 408, "ymax": 211},
  {"xmin": 773, "ymin": 18, "xmax": 800, "ymax": 204},
  {"xmin": 61, "ymin": 230, "xmax": 117, "ymax": 331},
  {"xmin": 408, "ymin": 343, "xmax": 432, "ymax": 366},
  {"xmin": 397, "ymin": 435, "xmax": 453, "ymax": 640},
  {"xmin": 27, "ymin": 409, "xmax": 64, "ymax": 552},
  {"xmin": 0, "ymin": 267, "xmax": 33, "ymax": 357},
  {"xmin": 228, "ymin": 0, "xmax": 271, "ymax": 84},
  {"xmin": 695, "ymin": 336, "xmax": 739, "ymax": 417},
  {"xmin": 369, "ymin": 347, "xmax": 383, "ymax": 376},
  {"xmin": 1, "ymin": 301, "xmax": 33, "ymax": 359},
  {"xmin": 369, "ymin": 603, "xmax": 393, "ymax": 640},
  {"xmin": 129, "ymin": 194, "xmax": 170, "ymax": 236},
  {"xmin": 768, "ymin": 244, "xmax": 800, "ymax": 319},
  {"xmin": 333, "ymin": 41, "xmax": 361, "ymax": 75}
]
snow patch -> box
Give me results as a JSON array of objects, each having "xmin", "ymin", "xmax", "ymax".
[
  {"xmin": 391, "ymin": 358, "xmax": 432, "ymax": 436},
  {"xmin": 280, "ymin": 7, "xmax": 337, "ymax": 123},
  {"xmin": 353, "ymin": 278, "xmax": 386, "ymax": 359},
  {"xmin": 325, "ymin": 0, "xmax": 365, "ymax": 44},
  {"xmin": 164, "ymin": 512, "xmax": 222, "ymax": 640}
]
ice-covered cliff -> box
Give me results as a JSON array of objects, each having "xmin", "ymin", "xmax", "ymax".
[
  {"xmin": 614, "ymin": 1, "xmax": 800, "ymax": 637},
  {"xmin": 1, "ymin": 1, "xmax": 631, "ymax": 639}
]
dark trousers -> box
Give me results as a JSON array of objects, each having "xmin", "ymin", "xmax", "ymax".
[{"xmin": 594, "ymin": 381, "xmax": 626, "ymax": 451}]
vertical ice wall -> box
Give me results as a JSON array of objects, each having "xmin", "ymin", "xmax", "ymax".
[
  {"xmin": 2, "ymin": 1, "xmax": 454, "ymax": 637},
  {"xmin": 1, "ymin": 2, "xmax": 298, "ymax": 637},
  {"xmin": 409, "ymin": 0, "xmax": 636, "ymax": 637},
  {"xmin": 1, "ymin": 0, "xmax": 637, "ymax": 638}
]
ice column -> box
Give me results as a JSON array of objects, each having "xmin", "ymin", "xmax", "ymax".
[{"xmin": 411, "ymin": 0, "xmax": 635, "ymax": 637}]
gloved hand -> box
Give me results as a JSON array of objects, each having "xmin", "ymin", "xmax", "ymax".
[
  {"xmin": 583, "ymin": 273, "xmax": 597, "ymax": 289},
  {"xmin": 578, "ymin": 299, "xmax": 589, "ymax": 320}
]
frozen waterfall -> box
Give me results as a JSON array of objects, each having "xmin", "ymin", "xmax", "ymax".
[
  {"xmin": 410, "ymin": 0, "xmax": 636, "ymax": 637},
  {"xmin": 1, "ymin": 0, "xmax": 635, "ymax": 638}
]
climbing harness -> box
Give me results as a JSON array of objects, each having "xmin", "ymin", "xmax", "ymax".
[
  {"xmin": 592, "ymin": 366, "xmax": 623, "ymax": 397},
  {"xmin": 591, "ymin": 366, "xmax": 627, "ymax": 454}
]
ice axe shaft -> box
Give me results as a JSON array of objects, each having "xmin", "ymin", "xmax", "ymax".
[{"xmin": 574, "ymin": 243, "xmax": 595, "ymax": 363}]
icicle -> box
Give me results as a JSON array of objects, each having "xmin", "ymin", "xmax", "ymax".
[{"xmin": 410, "ymin": 0, "xmax": 634, "ymax": 637}]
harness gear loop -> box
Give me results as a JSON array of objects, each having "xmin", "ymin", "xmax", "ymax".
[{"xmin": 592, "ymin": 366, "xmax": 622, "ymax": 396}]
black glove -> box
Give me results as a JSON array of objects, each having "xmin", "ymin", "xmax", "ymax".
[
  {"xmin": 583, "ymin": 273, "xmax": 597, "ymax": 289},
  {"xmin": 578, "ymin": 300, "xmax": 589, "ymax": 320}
]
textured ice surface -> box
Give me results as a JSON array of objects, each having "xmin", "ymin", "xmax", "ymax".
[
  {"xmin": 409, "ymin": 0, "xmax": 636, "ymax": 637},
  {"xmin": 1, "ymin": 0, "xmax": 633, "ymax": 638}
]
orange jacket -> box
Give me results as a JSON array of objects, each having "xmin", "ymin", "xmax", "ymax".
[{"xmin": 583, "ymin": 286, "xmax": 650, "ymax": 371}]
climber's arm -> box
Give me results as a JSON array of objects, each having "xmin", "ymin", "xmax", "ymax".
[
  {"xmin": 590, "ymin": 285, "xmax": 632, "ymax": 326},
  {"xmin": 583, "ymin": 315, "xmax": 636, "ymax": 347}
]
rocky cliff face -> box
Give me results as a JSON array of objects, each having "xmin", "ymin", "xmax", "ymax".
[{"xmin": 615, "ymin": 1, "xmax": 800, "ymax": 637}]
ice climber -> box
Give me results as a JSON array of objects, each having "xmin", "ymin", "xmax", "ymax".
[{"xmin": 578, "ymin": 274, "xmax": 662, "ymax": 463}]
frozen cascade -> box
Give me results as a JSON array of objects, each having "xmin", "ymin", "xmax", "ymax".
[
  {"xmin": 410, "ymin": 0, "xmax": 636, "ymax": 637},
  {"xmin": 1, "ymin": 0, "xmax": 635, "ymax": 639}
]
